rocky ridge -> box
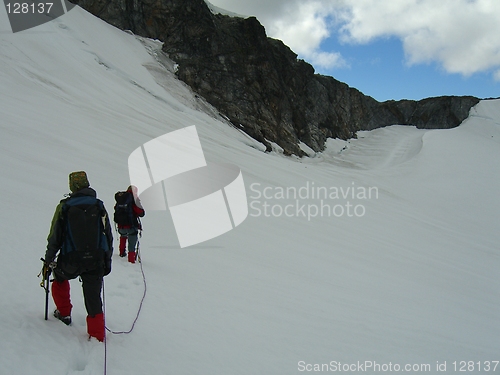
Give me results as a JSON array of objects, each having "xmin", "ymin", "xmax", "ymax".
[{"xmin": 69, "ymin": 0, "xmax": 480, "ymax": 156}]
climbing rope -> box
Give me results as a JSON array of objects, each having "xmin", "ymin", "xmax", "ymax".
[
  {"xmin": 102, "ymin": 241, "xmax": 147, "ymax": 374},
  {"xmin": 105, "ymin": 242, "xmax": 147, "ymax": 334}
]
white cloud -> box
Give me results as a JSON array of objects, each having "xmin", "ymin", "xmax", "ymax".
[
  {"xmin": 268, "ymin": 2, "xmax": 330, "ymax": 54},
  {"xmin": 265, "ymin": 1, "xmax": 348, "ymax": 69},
  {"xmin": 207, "ymin": 0, "xmax": 500, "ymax": 78},
  {"xmin": 308, "ymin": 50, "xmax": 348, "ymax": 70},
  {"xmin": 337, "ymin": 0, "xmax": 500, "ymax": 76}
]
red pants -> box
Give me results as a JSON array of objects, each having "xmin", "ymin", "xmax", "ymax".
[{"xmin": 51, "ymin": 279, "xmax": 72, "ymax": 317}]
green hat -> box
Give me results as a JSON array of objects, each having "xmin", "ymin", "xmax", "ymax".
[{"xmin": 69, "ymin": 171, "xmax": 90, "ymax": 193}]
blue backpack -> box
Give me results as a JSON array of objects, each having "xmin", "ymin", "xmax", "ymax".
[{"xmin": 60, "ymin": 195, "xmax": 109, "ymax": 270}]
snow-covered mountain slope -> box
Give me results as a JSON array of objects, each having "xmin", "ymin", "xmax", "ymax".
[{"xmin": 1, "ymin": 6, "xmax": 499, "ymax": 375}]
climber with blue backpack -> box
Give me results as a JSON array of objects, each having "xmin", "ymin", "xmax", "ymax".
[
  {"xmin": 44, "ymin": 171, "xmax": 113, "ymax": 342},
  {"xmin": 113, "ymin": 185, "xmax": 145, "ymax": 263}
]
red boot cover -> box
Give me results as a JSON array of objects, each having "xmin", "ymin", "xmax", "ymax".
[
  {"xmin": 128, "ymin": 251, "xmax": 136, "ymax": 264},
  {"xmin": 52, "ymin": 280, "xmax": 72, "ymax": 317},
  {"xmin": 119, "ymin": 237, "xmax": 127, "ymax": 256},
  {"xmin": 87, "ymin": 313, "xmax": 105, "ymax": 342}
]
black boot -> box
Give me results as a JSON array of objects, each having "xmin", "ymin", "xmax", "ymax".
[{"xmin": 54, "ymin": 309, "xmax": 72, "ymax": 325}]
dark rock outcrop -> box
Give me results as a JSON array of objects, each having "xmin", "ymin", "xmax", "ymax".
[{"xmin": 69, "ymin": 0, "xmax": 480, "ymax": 155}]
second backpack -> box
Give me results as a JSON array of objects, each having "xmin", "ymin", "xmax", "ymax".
[{"xmin": 113, "ymin": 191, "xmax": 134, "ymax": 226}]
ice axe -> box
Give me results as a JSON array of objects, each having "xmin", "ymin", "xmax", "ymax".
[{"xmin": 38, "ymin": 258, "xmax": 51, "ymax": 320}]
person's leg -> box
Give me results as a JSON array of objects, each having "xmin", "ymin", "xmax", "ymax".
[
  {"xmin": 119, "ymin": 236, "xmax": 127, "ymax": 257},
  {"xmin": 52, "ymin": 273, "xmax": 72, "ymax": 320},
  {"xmin": 127, "ymin": 231, "xmax": 138, "ymax": 263},
  {"xmin": 81, "ymin": 269, "xmax": 105, "ymax": 341},
  {"xmin": 118, "ymin": 228, "xmax": 128, "ymax": 257}
]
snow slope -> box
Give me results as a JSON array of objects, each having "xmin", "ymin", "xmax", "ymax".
[
  {"xmin": 1, "ymin": 6, "xmax": 499, "ymax": 375},
  {"xmin": 205, "ymin": 0, "xmax": 248, "ymax": 18}
]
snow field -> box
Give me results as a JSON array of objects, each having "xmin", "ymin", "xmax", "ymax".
[{"xmin": 0, "ymin": 5, "xmax": 499, "ymax": 375}]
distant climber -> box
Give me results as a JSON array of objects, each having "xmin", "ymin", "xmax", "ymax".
[{"xmin": 113, "ymin": 185, "xmax": 145, "ymax": 263}]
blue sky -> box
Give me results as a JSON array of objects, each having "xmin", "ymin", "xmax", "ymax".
[
  {"xmin": 320, "ymin": 35, "xmax": 499, "ymax": 101},
  {"xmin": 207, "ymin": 0, "xmax": 500, "ymax": 102}
]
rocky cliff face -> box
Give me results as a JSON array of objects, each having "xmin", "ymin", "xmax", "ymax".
[{"xmin": 70, "ymin": 0, "xmax": 480, "ymax": 156}]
